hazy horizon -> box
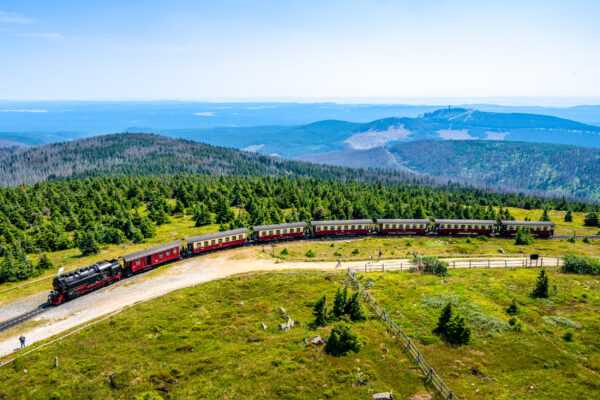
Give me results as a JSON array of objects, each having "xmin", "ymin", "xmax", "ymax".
[{"xmin": 1, "ymin": 0, "xmax": 599, "ymax": 100}]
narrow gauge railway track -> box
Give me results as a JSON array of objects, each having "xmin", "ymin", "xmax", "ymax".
[{"xmin": 0, "ymin": 304, "xmax": 49, "ymax": 333}]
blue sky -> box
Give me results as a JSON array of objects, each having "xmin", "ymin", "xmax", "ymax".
[{"xmin": 0, "ymin": 0, "xmax": 599, "ymax": 101}]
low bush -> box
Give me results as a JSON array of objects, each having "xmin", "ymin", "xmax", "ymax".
[
  {"xmin": 561, "ymin": 255, "xmax": 600, "ymax": 275},
  {"xmin": 416, "ymin": 255, "xmax": 448, "ymax": 276},
  {"xmin": 515, "ymin": 228, "xmax": 534, "ymax": 245},
  {"xmin": 305, "ymin": 249, "xmax": 316, "ymax": 258}
]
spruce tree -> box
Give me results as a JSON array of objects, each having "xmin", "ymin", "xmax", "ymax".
[
  {"xmin": 445, "ymin": 315, "xmax": 471, "ymax": 345},
  {"xmin": 584, "ymin": 212, "xmax": 599, "ymax": 227},
  {"xmin": 0, "ymin": 247, "xmax": 17, "ymax": 283},
  {"xmin": 347, "ymin": 292, "xmax": 366, "ymax": 321},
  {"xmin": 564, "ymin": 210, "xmax": 573, "ymax": 222},
  {"xmin": 332, "ymin": 287, "xmax": 348, "ymax": 319},
  {"xmin": 540, "ymin": 209, "xmax": 550, "ymax": 222},
  {"xmin": 433, "ymin": 303, "xmax": 453, "ymax": 336},
  {"xmin": 312, "ymin": 295, "xmax": 328, "ymax": 327},
  {"xmin": 325, "ymin": 324, "xmax": 362, "ymax": 356},
  {"xmin": 531, "ymin": 269, "xmax": 549, "ymax": 298}
]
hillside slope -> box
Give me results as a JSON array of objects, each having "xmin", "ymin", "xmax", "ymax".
[
  {"xmin": 0, "ymin": 133, "xmax": 420, "ymax": 186},
  {"xmin": 387, "ymin": 140, "xmax": 600, "ymax": 201}
]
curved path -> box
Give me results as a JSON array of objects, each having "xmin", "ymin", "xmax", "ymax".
[{"xmin": 0, "ymin": 250, "xmax": 558, "ymax": 358}]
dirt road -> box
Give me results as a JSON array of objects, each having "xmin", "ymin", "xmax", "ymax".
[{"xmin": 0, "ymin": 251, "xmax": 557, "ymax": 358}]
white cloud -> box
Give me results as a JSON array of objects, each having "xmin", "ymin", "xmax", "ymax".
[
  {"xmin": 0, "ymin": 11, "xmax": 34, "ymax": 24},
  {"xmin": 0, "ymin": 108, "xmax": 48, "ymax": 113},
  {"xmin": 16, "ymin": 32, "xmax": 63, "ymax": 40},
  {"xmin": 193, "ymin": 111, "xmax": 215, "ymax": 117}
]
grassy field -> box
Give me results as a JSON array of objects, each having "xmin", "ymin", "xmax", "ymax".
[
  {"xmin": 0, "ymin": 272, "xmax": 430, "ymax": 400},
  {"xmin": 361, "ymin": 268, "xmax": 600, "ymax": 400},
  {"xmin": 271, "ymin": 236, "xmax": 600, "ymax": 262}
]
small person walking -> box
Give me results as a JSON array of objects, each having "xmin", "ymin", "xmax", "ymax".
[{"xmin": 19, "ymin": 335, "xmax": 26, "ymax": 349}]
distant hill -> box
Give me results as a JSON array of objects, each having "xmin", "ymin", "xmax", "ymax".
[
  {"xmin": 301, "ymin": 140, "xmax": 600, "ymax": 201},
  {"xmin": 165, "ymin": 107, "xmax": 600, "ymax": 157},
  {"xmin": 0, "ymin": 133, "xmax": 421, "ymax": 186}
]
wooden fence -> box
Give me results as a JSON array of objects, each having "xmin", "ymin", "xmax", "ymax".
[
  {"xmin": 346, "ymin": 268, "xmax": 461, "ymax": 399},
  {"xmin": 349, "ymin": 256, "xmax": 562, "ymax": 274}
]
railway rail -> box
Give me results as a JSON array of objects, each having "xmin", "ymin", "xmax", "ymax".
[{"xmin": 0, "ymin": 304, "xmax": 49, "ymax": 333}]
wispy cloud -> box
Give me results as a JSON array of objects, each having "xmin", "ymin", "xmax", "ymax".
[
  {"xmin": 194, "ymin": 111, "xmax": 215, "ymax": 117},
  {"xmin": 0, "ymin": 11, "xmax": 34, "ymax": 24},
  {"xmin": 16, "ymin": 32, "xmax": 63, "ymax": 40}
]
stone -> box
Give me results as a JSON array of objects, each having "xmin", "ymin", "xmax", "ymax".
[
  {"xmin": 310, "ymin": 335, "xmax": 325, "ymax": 345},
  {"xmin": 372, "ymin": 392, "xmax": 394, "ymax": 400}
]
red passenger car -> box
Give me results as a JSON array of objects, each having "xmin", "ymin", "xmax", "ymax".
[
  {"xmin": 435, "ymin": 219, "xmax": 496, "ymax": 236},
  {"xmin": 311, "ymin": 219, "xmax": 373, "ymax": 237},
  {"xmin": 253, "ymin": 222, "xmax": 307, "ymax": 242},
  {"xmin": 186, "ymin": 228, "xmax": 247, "ymax": 254},
  {"xmin": 500, "ymin": 221, "xmax": 555, "ymax": 238},
  {"xmin": 377, "ymin": 219, "xmax": 430, "ymax": 235},
  {"xmin": 123, "ymin": 241, "xmax": 181, "ymax": 274}
]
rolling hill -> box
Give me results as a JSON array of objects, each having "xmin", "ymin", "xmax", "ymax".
[
  {"xmin": 0, "ymin": 133, "xmax": 421, "ymax": 186},
  {"xmin": 166, "ymin": 107, "xmax": 600, "ymax": 157}
]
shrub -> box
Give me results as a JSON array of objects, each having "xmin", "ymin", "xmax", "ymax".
[
  {"xmin": 325, "ymin": 324, "xmax": 362, "ymax": 356},
  {"xmin": 514, "ymin": 228, "xmax": 534, "ymax": 245},
  {"xmin": 305, "ymin": 249, "xmax": 316, "ymax": 258},
  {"xmin": 564, "ymin": 210, "xmax": 573, "ymax": 222},
  {"xmin": 280, "ymin": 248, "xmax": 289, "ymax": 256},
  {"xmin": 531, "ymin": 269, "xmax": 549, "ymax": 298},
  {"xmin": 36, "ymin": 254, "xmax": 53, "ymax": 270},
  {"xmin": 508, "ymin": 317, "xmax": 522, "ymax": 332},
  {"xmin": 351, "ymin": 249, "xmax": 359, "ymax": 255},
  {"xmin": 417, "ymin": 255, "xmax": 448, "ymax": 276},
  {"xmin": 567, "ymin": 237, "xmax": 576, "ymax": 243},
  {"xmin": 506, "ymin": 299, "xmax": 519, "ymax": 315},
  {"xmin": 583, "ymin": 237, "xmax": 591, "ymax": 244},
  {"xmin": 562, "ymin": 255, "xmax": 600, "ymax": 275},
  {"xmin": 563, "ymin": 331, "xmax": 574, "ymax": 342}
]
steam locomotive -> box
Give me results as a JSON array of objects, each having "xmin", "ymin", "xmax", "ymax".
[{"xmin": 49, "ymin": 218, "xmax": 554, "ymax": 305}]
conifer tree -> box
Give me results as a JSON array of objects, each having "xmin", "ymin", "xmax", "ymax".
[
  {"xmin": 584, "ymin": 212, "xmax": 599, "ymax": 227},
  {"xmin": 433, "ymin": 303, "xmax": 453, "ymax": 337},
  {"xmin": 312, "ymin": 295, "xmax": 328, "ymax": 327},
  {"xmin": 347, "ymin": 292, "xmax": 366, "ymax": 321},
  {"xmin": 531, "ymin": 268, "xmax": 549, "ymax": 298},
  {"xmin": 540, "ymin": 209, "xmax": 551, "ymax": 222},
  {"xmin": 332, "ymin": 287, "xmax": 348, "ymax": 319},
  {"xmin": 325, "ymin": 324, "xmax": 362, "ymax": 356},
  {"xmin": 445, "ymin": 315, "xmax": 471, "ymax": 345},
  {"xmin": 564, "ymin": 210, "xmax": 573, "ymax": 222}
]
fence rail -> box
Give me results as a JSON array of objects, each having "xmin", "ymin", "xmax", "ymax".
[
  {"xmin": 346, "ymin": 268, "xmax": 459, "ymax": 399},
  {"xmin": 348, "ymin": 256, "xmax": 562, "ymax": 273}
]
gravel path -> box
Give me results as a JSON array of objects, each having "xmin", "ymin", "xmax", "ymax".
[{"xmin": 0, "ymin": 251, "xmax": 558, "ymax": 358}]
